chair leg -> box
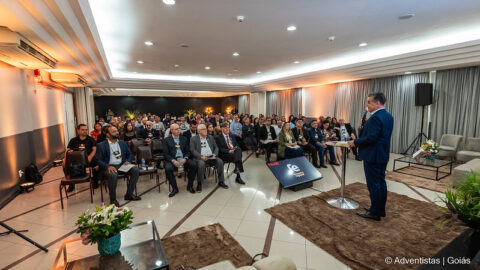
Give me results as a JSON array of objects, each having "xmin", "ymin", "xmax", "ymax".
[
  {"xmin": 157, "ymin": 173, "xmax": 160, "ymax": 192},
  {"xmin": 59, "ymin": 184, "xmax": 64, "ymax": 209},
  {"xmin": 89, "ymin": 181, "xmax": 93, "ymax": 204},
  {"xmin": 100, "ymin": 179, "xmax": 104, "ymax": 202},
  {"xmin": 64, "ymin": 186, "xmax": 69, "ymax": 199}
]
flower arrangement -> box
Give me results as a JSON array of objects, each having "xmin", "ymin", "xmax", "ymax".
[
  {"xmin": 421, "ymin": 140, "xmax": 439, "ymax": 157},
  {"xmin": 76, "ymin": 204, "xmax": 133, "ymax": 245},
  {"xmin": 185, "ymin": 109, "xmax": 195, "ymax": 119},
  {"xmin": 125, "ymin": 109, "xmax": 140, "ymax": 120}
]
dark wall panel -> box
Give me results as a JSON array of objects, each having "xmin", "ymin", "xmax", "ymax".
[
  {"xmin": 94, "ymin": 96, "xmax": 239, "ymax": 118},
  {"xmin": 0, "ymin": 124, "xmax": 65, "ymax": 202}
]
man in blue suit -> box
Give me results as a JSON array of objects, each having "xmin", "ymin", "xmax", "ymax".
[
  {"xmin": 349, "ymin": 92, "xmax": 393, "ymax": 221},
  {"xmin": 97, "ymin": 126, "xmax": 141, "ymax": 207}
]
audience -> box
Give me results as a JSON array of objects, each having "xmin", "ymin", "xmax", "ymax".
[
  {"xmin": 242, "ymin": 117, "xmax": 259, "ymax": 156},
  {"xmin": 319, "ymin": 120, "xmax": 341, "ymax": 165},
  {"xmin": 183, "ymin": 121, "xmax": 198, "ymax": 143},
  {"xmin": 96, "ymin": 126, "xmax": 141, "ymax": 207},
  {"xmin": 292, "ymin": 119, "xmax": 319, "ymax": 167},
  {"xmin": 121, "ymin": 122, "xmax": 136, "ymax": 142},
  {"xmin": 140, "ymin": 121, "xmax": 160, "ymax": 143},
  {"xmin": 90, "ymin": 123, "xmax": 102, "ymax": 141}
]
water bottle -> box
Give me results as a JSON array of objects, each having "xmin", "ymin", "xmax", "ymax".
[{"xmin": 141, "ymin": 158, "xmax": 146, "ymax": 170}]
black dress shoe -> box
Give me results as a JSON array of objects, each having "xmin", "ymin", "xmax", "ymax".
[
  {"xmin": 320, "ymin": 164, "xmax": 328, "ymax": 168},
  {"xmin": 364, "ymin": 207, "xmax": 386, "ymax": 217},
  {"xmin": 67, "ymin": 185, "xmax": 75, "ymax": 192},
  {"xmin": 110, "ymin": 200, "xmax": 120, "ymax": 207},
  {"xmin": 330, "ymin": 161, "xmax": 340, "ymax": 166},
  {"xmin": 218, "ymin": 182, "xmax": 229, "ymax": 189},
  {"xmin": 196, "ymin": 183, "xmax": 202, "ymax": 193},
  {"xmin": 124, "ymin": 193, "xmax": 141, "ymax": 201},
  {"xmin": 187, "ymin": 185, "xmax": 196, "ymax": 194},
  {"xmin": 235, "ymin": 176, "xmax": 245, "ymax": 185},
  {"xmin": 168, "ymin": 188, "xmax": 179, "ymax": 197},
  {"xmin": 355, "ymin": 157, "xmax": 362, "ymax": 161},
  {"xmin": 255, "ymin": 151, "xmax": 260, "ymax": 158},
  {"xmin": 356, "ymin": 211, "xmax": 381, "ymax": 221}
]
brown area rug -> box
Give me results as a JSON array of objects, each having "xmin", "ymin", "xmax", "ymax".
[
  {"xmin": 162, "ymin": 223, "xmax": 252, "ymax": 269},
  {"xmin": 265, "ymin": 182, "xmax": 466, "ymax": 270},
  {"xmin": 386, "ymin": 164, "xmax": 455, "ymax": 193}
]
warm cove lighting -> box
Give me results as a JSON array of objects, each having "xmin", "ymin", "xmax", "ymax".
[
  {"xmin": 116, "ymin": 88, "xmax": 214, "ymax": 93},
  {"xmin": 86, "ymin": 0, "xmax": 480, "ymax": 84},
  {"xmin": 163, "ymin": 0, "xmax": 175, "ymax": 5}
]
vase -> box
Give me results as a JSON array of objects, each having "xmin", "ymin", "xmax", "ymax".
[
  {"xmin": 97, "ymin": 233, "xmax": 121, "ymax": 256},
  {"xmin": 426, "ymin": 154, "xmax": 436, "ymax": 161}
]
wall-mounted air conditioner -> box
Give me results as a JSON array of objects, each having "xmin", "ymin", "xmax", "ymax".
[
  {"xmin": 50, "ymin": 72, "xmax": 87, "ymax": 87},
  {"xmin": 0, "ymin": 26, "xmax": 57, "ymax": 69}
]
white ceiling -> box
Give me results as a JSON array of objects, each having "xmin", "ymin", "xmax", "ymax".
[{"xmin": 1, "ymin": 0, "xmax": 480, "ymax": 94}]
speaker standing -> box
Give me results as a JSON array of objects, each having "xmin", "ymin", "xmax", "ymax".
[{"xmin": 348, "ymin": 92, "xmax": 394, "ymax": 221}]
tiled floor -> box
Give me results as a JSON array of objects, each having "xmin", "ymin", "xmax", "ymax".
[{"xmin": 0, "ymin": 152, "xmax": 442, "ymax": 270}]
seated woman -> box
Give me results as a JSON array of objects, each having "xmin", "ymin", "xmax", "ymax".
[
  {"xmin": 90, "ymin": 123, "xmax": 102, "ymax": 140},
  {"xmin": 320, "ymin": 120, "xmax": 342, "ymax": 164},
  {"xmin": 278, "ymin": 122, "xmax": 303, "ymax": 160},
  {"xmin": 206, "ymin": 123, "xmax": 215, "ymax": 136},
  {"xmin": 121, "ymin": 122, "xmax": 136, "ymax": 142}
]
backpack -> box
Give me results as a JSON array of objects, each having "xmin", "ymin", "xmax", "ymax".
[
  {"xmin": 69, "ymin": 162, "xmax": 86, "ymax": 178},
  {"xmin": 25, "ymin": 163, "xmax": 43, "ymax": 184}
]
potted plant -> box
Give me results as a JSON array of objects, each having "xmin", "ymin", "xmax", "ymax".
[
  {"xmin": 75, "ymin": 204, "xmax": 133, "ymax": 256},
  {"xmin": 439, "ymin": 171, "xmax": 480, "ymax": 258},
  {"xmin": 421, "ymin": 140, "xmax": 440, "ymax": 160}
]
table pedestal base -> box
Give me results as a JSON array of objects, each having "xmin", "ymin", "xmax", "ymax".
[{"xmin": 327, "ymin": 197, "xmax": 359, "ymax": 210}]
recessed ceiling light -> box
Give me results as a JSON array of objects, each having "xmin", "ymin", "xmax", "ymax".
[
  {"xmin": 144, "ymin": 41, "xmax": 153, "ymax": 46},
  {"xmin": 256, "ymin": 71, "xmax": 261, "ymax": 74},
  {"xmin": 293, "ymin": 60, "xmax": 300, "ymax": 64},
  {"xmin": 174, "ymin": 64, "xmax": 180, "ymax": 68},
  {"xmin": 205, "ymin": 66, "xmax": 210, "ymax": 70},
  {"xmin": 233, "ymin": 69, "xmax": 239, "ymax": 72},
  {"xmin": 163, "ymin": 0, "xmax": 175, "ymax": 5},
  {"xmin": 359, "ymin": 42, "xmax": 368, "ymax": 47},
  {"xmin": 405, "ymin": 71, "xmax": 412, "ymax": 74},
  {"xmin": 232, "ymin": 52, "xmax": 239, "ymax": 56},
  {"xmin": 137, "ymin": 60, "xmax": 144, "ymax": 64},
  {"xmin": 328, "ymin": 36, "xmax": 336, "ymax": 41},
  {"xmin": 398, "ymin": 14, "xmax": 415, "ymax": 20},
  {"xmin": 287, "ymin": 25, "xmax": 297, "ymax": 31}
]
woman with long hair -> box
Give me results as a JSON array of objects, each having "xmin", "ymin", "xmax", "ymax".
[
  {"xmin": 278, "ymin": 122, "xmax": 303, "ymax": 160},
  {"xmin": 121, "ymin": 122, "xmax": 136, "ymax": 142},
  {"xmin": 90, "ymin": 123, "xmax": 102, "ymax": 140}
]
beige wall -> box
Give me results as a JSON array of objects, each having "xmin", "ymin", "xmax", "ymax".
[
  {"xmin": 0, "ymin": 62, "xmax": 66, "ymax": 138},
  {"xmin": 303, "ymin": 84, "xmax": 336, "ymax": 118}
]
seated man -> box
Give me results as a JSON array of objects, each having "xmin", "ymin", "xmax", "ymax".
[
  {"xmin": 258, "ymin": 119, "xmax": 278, "ymax": 163},
  {"xmin": 335, "ymin": 118, "xmax": 361, "ymax": 161},
  {"xmin": 308, "ymin": 120, "xmax": 330, "ymax": 168},
  {"xmin": 163, "ymin": 123, "xmax": 198, "ymax": 197},
  {"xmin": 96, "ymin": 126, "xmax": 141, "ymax": 207},
  {"xmin": 65, "ymin": 124, "xmax": 98, "ymax": 192},
  {"xmin": 183, "ymin": 121, "xmax": 198, "ymax": 144},
  {"xmin": 215, "ymin": 122, "xmax": 245, "ymax": 185},
  {"xmin": 230, "ymin": 114, "xmax": 244, "ymax": 148},
  {"xmin": 292, "ymin": 119, "xmax": 319, "ymax": 167},
  {"xmin": 190, "ymin": 124, "xmax": 226, "ymax": 191},
  {"xmin": 140, "ymin": 121, "xmax": 160, "ymax": 143}
]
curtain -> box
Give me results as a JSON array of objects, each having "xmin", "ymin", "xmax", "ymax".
[
  {"xmin": 238, "ymin": 94, "xmax": 250, "ymax": 114},
  {"xmin": 431, "ymin": 66, "xmax": 480, "ymax": 141},
  {"xmin": 334, "ymin": 73, "xmax": 429, "ymax": 153},
  {"xmin": 266, "ymin": 88, "xmax": 303, "ymax": 117}
]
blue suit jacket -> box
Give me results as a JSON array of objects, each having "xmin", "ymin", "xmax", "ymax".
[
  {"xmin": 354, "ymin": 109, "xmax": 394, "ymax": 164},
  {"xmin": 308, "ymin": 128, "xmax": 325, "ymax": 145},
  {"xmin": 96, "ymin": 140, "xmax": 133, "ymax": 169}
]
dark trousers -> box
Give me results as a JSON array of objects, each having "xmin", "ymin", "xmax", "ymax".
[
  {"xmin": 285, "ymin": 147, "xmax": 304, "ymax": 159},
  {"xmin": 219, "ymin": 148, "xmax": 243, "ymax": 173},
  {"xmin": 261, "ymin": 142, "xmax": 277, "ymax": 161},
  {"xmin": 196, "ymin": 158, "xmax": 225, "ymax": 183},
  {"xmin": 165, "ymin": 159, "xmax": 197, "ymax": 189},
  {"xmin": 313, "ymin": 143, "xmax": 326, "ymax": 165},
  {"xmin": 243, "ymin": 136, "xmax": 258, "ymax": 151},
  {"xmin": 301, "ymin": 143, "xmax": 318, "ymax": 165},
  {"xmin": 363, "ymin": 161, "xmax": 388, "ymax": 216},
  {"xmin": 100, "ymin": 164, "xmax": 139, "ymax": 201}
]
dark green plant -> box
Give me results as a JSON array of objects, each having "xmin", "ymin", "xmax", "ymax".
[
  {"xmin": 438, "ymin": 171, "xmax": 480, "ymax": 232},
  {"xmin": 76, "ymin": 204, "xmax": 133, "ymax": 244}
]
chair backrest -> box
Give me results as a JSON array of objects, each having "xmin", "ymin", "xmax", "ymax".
[
  {"xmin": 150, "ymin": 139, "xmax": 163, "ymax": 153},
  {"xmin": 440, "ymin": 134, "xmax": 463, "ymax": 149},
  {"xmin": 130, "ymin": 139, "xmax": 144, "ymax": 154},
  {"xmin": 63, "ymin": 150, "xmax": 88, "ymax": 176},
  {"xmin": 464, "ymin": 137, "xmax": 480, "ymax": 152},
  {"xmin": 136, "ymin": 146, "xmax": 153, "ymax": 163}
]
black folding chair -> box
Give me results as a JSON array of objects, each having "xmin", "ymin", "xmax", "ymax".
[{"xmin": 60, "ymin": 151, "xmax": 93, "ymax": 209}]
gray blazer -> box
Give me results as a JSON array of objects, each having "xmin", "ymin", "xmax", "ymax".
[{"xmin": 190, "ymin": 135, "xmax": 219, "ymax": 160}]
